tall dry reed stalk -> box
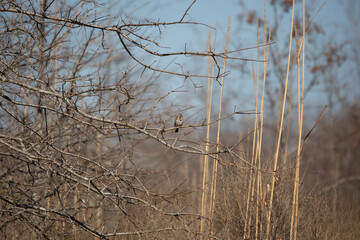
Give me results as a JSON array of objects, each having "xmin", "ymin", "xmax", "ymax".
[
  {"xmin": 265, "ymin": 0, "xmax": 295, "ymax": 238},
  {"xmin": 209, "ymin": 16, "xmax": 231, "ymax": 238},
  {"xmin": 290, "ymin": 0, "xmax": 306, "ymax": 239},
  {"xmin": 243, "ymin": 30, "xmax": 259, "ymax": 240},
  {"xmin": 200, "ymin": 28, "xmax": 217, "ymax": 239},
  {"xmin": 255, "ymin": 1, "xmax": 272, "ymax": 236}
]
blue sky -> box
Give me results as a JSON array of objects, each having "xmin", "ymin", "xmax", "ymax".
[
  {"xmin": 129, "ymin": 0, "xmax": 347, "ymax": 50},
  {"xmin": 115, "ymin": 0, "xmax": 356, "ymax": 123}
]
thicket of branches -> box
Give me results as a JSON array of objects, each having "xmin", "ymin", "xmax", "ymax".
[{"xmin": 0, "ymin": 0, "xmax": 249, "ymax": 238}]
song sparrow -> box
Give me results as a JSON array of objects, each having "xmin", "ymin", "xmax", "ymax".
[{"xmin": 174, "ymin": 113, "xmax": 183, "ymax": 133}]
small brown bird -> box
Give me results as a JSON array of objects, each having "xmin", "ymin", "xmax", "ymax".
[{"xmin": 174, "ymin": 113, "xmax": 183, "ymax": 133}]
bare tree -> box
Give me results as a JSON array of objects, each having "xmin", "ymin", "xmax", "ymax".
[{"xmin": 0, "ymin": 0, "xmax": 254, "ymax": 238}]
